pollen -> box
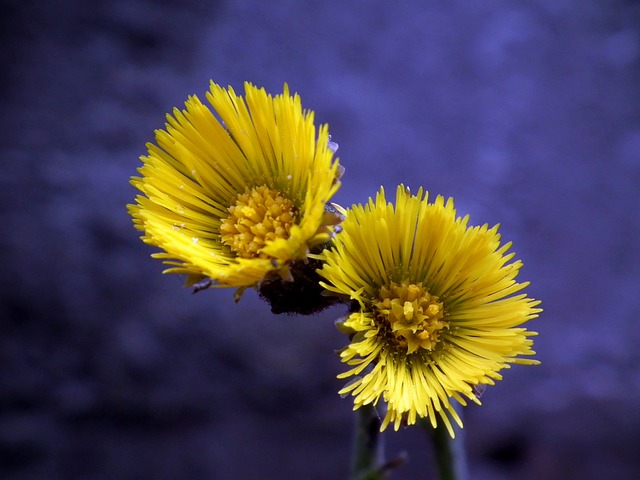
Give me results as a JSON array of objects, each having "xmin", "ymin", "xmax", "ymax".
[
  {"xmin": 220, "ymin": 185, "xmax": 297, "ymax": 258},
  {"xmin": 374, "ymin": 281, "xmax": 448, "ymax": 354}
]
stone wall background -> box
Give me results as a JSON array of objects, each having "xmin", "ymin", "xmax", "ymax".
[{"xmin": 2, "ymin": 1, "xmax": 639, "ymax": 479}]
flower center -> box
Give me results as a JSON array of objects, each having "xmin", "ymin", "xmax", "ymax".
[
  {"xmin": 220, "ymin": 185, "xmax": 297, "ymax": 259},
  {"xmin": 373, "ymin": 281, "xmax": 448, "ymax": 354}
]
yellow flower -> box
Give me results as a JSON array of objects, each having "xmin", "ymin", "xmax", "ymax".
[
  {"xmin": 317, "ymin": 186, "xmax": 540, "ymax": 437},
  {"xmin": 128, "ymin": 81, "xmax": 342, "ymax": 293}
]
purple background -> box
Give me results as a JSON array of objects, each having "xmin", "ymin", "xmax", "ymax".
[{"xmin": 2, "ymin": 1, "xmax": 640, "ymax": 479}]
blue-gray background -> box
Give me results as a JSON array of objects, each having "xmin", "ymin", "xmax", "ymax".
[{"xmin": 2, "ymin": 1, "xmax": 639, "ymax": 479}]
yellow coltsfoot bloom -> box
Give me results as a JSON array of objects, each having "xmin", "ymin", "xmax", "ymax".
[
  {"xmin": 128, "ymin": 81, "xmax": 342, "ymax": 293},
  {"xmin": 317, "ymin": 186, "xmax": 540, "ymax": 437}
]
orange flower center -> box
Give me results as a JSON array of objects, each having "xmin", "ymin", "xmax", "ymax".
[
  {"xmin": 220, "ymin": 185, "xmax": 296, "ymax": 258},
  {"xmin": 373, "ymin": 281, "xmax": 448, "ymax": 354}
]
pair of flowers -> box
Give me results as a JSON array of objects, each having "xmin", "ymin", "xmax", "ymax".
[{"xmin": 128, "ymin": 82, "xmax": 540, "ymax": 437}]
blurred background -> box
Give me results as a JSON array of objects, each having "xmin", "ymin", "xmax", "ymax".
[{"xmin": 2, "ymin": 0, "xmax": 639, "ymax": 478}]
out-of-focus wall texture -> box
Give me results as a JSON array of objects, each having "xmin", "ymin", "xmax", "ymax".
[{"xmin": 2, "ymin": 1, "xmax": 639, "ymax": 479}]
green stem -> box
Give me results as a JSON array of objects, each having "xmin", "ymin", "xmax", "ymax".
[
  {"xmin": 351, "ymin": 405, "xmax": 385, "ymax": 480},
  {"xmin": 422, "ymin": 409, "xmax": 469, "ymax": 480}
]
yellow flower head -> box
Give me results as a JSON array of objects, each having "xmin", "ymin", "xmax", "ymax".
[
  {"xmin": 128, "ymin": 81, "xmax": 342, "ymax": 291},
  {"xmin": 317, "ymin": 186, "xmax": 540, "ymax": 437}
]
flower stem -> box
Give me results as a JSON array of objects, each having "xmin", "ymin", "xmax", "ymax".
[
  {"xmin": 422, "ymin": 410, "xmax": 469, "ymax": 480},
  {"xmin": 351, "ymin": 405, "xmax": 385, "ymax": 480}
]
